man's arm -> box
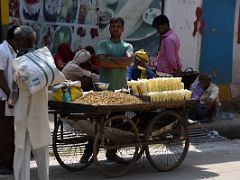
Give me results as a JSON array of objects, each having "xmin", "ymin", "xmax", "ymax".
[
  {"xmin": 209, "ymin": 84, "xmax": 219, "ymax": 102},
  {"xmin": 96, "ymin": 41, "xmax": 134, "ymax": 68},
  {"xmin": 0, "ymin": 70, "xmax": 10, "ymax": 98},
  {"xmin": 54, "ymin": 55, "xmax": 66, "ymax": 70},
  {"xmin": 126, "ymin": 65, "xmax": 134, "ymax": 81},
  {"xmin": 96, "ymin": 54, "xmax": 133, "ymax": 68},
  {"xmin": 202, "ymin": 84, "xmax": 219, "ymax": 109},
  {"xmin": 165, "ymin": 38, "xmax": 181, "ymax": 72}
]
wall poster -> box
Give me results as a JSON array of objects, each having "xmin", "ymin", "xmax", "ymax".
[
  {"xmin": 99, "ymin": 0, "xmax": 163, "ymax": 56},
  {"xmin": 9, "ymin": 0, "xmax": 163, "ymax": 56},
  {"xmin": 9, "ymin": 0, "xmax": 99, "ymax": 54}
]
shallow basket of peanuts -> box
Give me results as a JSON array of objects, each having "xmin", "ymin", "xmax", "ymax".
[
  {"xmin": 75, "ymin": 77, "xmax": 192, "ymax": 105},
  {"xmin": 50, "ymin": 77, "xmax": 192, "ymax": 107}
]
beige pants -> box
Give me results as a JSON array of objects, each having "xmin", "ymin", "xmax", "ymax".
[{"xmin": 14, "ymin": 131, "xmax": 49, "ymax": 180}]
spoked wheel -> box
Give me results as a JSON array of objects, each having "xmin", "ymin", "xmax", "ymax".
[
  {"xmin": 131, "ymin": 112, "xmax": 160, "ymax": 160},
  {"xmin": 52, "ymin": 119, "xmax": 93, "ymax": 171},
  {"xmin": 145, "ymin": 110, "xmax": 189, "ymax": 171},
  {"xmin": 126, "ymin": 111, "xmax": 152, "ymax": 160},
  {"xmin": 93, "ymin": 115, "xmax": 140, "ymax": 177}
]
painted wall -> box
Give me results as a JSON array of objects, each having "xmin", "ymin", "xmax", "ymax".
[
  {"xmin": 232, "ymin": 0, "xmax": 240, "ymax": 98},
  {"xmin": 9, "ymin": 0, "xmax": 99, "ymax": 53},
  {"xmin": 6, "ymin": 0, "xmax": 240, "ymax": 98},
  {"xmin": 99, "ymin": 0, "xmax": 163, "ymax": 55},
  {"xmin": 164, "ymin": 0, "xmax": 236, "ymax": 83},
  {"xmin": 164, "ymin": 0, "xmax": 203, "ymax": 71},
  {"xmin": 0, "ymin": 0, "xmax": 9, "ymax": 41},
  {"xmin": 200, "ymin": 0, "xmax": 236, "ymax": 84},
  {"xmin": 165, "ymin": 0, "xmax": 240, "ymax": 99}
]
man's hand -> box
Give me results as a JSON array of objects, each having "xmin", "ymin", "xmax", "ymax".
[
  {"xmin": 206, "ymin": 98, "xmax": 213, "ymax": 109},
  {"xmin": 96, "ymin": 54, "xmax": 132, "ymax": 68},
  {"xmin": 90, "ymin": 73, "xmax": 100, "ymax": 82},
  {"xmin": 137, "ymin": 65, "xmax": 147, "ymax": 71},
  {"xmin": 0, "ymin": 70, "xmax": 11, "ymax": 98}
]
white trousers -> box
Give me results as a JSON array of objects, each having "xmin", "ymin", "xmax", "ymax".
[{"xmin": 14, "ymin": 131, "xmax": 49, "ymax": 180}]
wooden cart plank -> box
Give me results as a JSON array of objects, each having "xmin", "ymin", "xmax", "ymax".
[{"xmin": 48, "ymin": 100, "xmax": 195, "ymax": 115}]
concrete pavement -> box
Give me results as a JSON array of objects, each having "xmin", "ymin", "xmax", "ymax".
[
  {"xmin": 202, "ymin": 100, "xmax": 240, "ymax": 139},
  {"xmin": 1, "ymin": 139, "xmax": 240, "ymax": 180}
]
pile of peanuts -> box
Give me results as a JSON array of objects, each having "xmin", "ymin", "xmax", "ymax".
[{"xmin": 74, "ymin": 91, "xmax": 143, "ymax": 105}]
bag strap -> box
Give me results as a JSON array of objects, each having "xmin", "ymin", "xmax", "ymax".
[
  {"xmin": 25, "ymin": 54, "xmax": 49, "ymax": 86},
  {"xmin": 31, "ymin": 53, "xmax": 55, "ymax": 85}
]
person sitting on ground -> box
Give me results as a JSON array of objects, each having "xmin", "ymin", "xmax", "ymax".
[
  {"xmin": 127, "ymin": 49, "xmax": 155, "ymax": 81},
  {"xmin": 81, "ymin": 46, "xmax": 99, "ymax": 74},
  {"xmin": 62, "ymin": 48, "xmax": 99, "ymax": 91},
  {"xmin": 189, "ymin": 73, "xmax": 220, "ymax": 123},
  {"xmin": 54, "ymin": 42, "xmax": 75, "ymax": 70}
]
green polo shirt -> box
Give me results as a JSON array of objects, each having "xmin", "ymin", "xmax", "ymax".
[{"xmin": 96, "ymin": 38, "xmax": 133, "ymax": 90}]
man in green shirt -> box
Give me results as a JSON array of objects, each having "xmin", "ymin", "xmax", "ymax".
[
  {"xmin": 96, "ymin": 17, "xmax": 134, "ymax": 90},
  {"xmin": 80, "ymin": 17, "xmax": 134, "ymax": 164}
]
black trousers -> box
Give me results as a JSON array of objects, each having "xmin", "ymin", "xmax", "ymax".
[{"xmin": 0, "ymin": 116, "xmax": 14, "ymax": 170}]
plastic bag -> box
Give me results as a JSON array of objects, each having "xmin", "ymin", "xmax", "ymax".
[
  {"xmin": 52, "ymin": 81, "xmax": 83, "ymax": 102},
  {"xmin": 12, "ymin": 46, "xmax": 66, "ymax": 94}
]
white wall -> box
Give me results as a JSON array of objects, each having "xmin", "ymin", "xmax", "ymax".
[
  {"xmin": 164, "ymin": 0, "xmax": 240, "ymax": 98},
  {"xmin": 164, "ymin": 0, "xmax": 203, "ymax": 71},
  {"xmin": 231, "ymin": 0, "xmax": 240, "ymax": 98},
  {"xmin": 233, "ymin": 0, "xmax": 240, "ymax": 84}
]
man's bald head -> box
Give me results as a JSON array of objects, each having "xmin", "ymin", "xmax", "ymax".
[
  {"xmin": 199, "ymin": 73, "xmax": 211, "ymax": 90},
  {"xmin": 14, "ymin": 25, "xmax": 36, "ymax": 49}
]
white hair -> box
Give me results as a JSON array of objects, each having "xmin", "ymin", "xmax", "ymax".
[{"xmin": 15, "ymin": 25, "xmax": 36, "ymax": 48}]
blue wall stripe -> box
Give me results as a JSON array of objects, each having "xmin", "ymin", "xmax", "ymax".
[{"xmin": 200, "ymin": 0, "xmax": 236, "ymax": 84}]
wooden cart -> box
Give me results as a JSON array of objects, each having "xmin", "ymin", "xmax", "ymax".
[{"xmin": 48, "ymin": 99, "xmax": 194, "ymax": 177}]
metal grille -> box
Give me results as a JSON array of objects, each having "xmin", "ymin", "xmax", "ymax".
[{"xmin": 188, "ymin": 126, "xmax": 226, "ymax": 144}]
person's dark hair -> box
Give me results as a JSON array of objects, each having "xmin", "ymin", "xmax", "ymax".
[
  {"xmin": 110, "ymin": 17, "xmax": 124, "ymax": 27},
  {"xmin": 152, "ymin": 15, "xmax": 170, "ymax": 28},
  {"xmin": 7, "ymin": 25, "xmax": 19, "ymax": 41},
  {"xmin": 84, "ymin": 46, "xmax": 95, "ymax": 55},
  {"xmin": 199, "ymin": 73, "xmax": 212, "ymax": 81}
]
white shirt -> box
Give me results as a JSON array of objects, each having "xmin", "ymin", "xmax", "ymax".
[
  {"xmin": 200, "ymin": 82, "xmax": 220, "ymax": 105},
  {"xmin": 0, "ymin": 40, "xmax": 17, "ymax": 116},
  {"xmin": 14, "ymin": 78, "xmax": 51, "ymax": 149}
]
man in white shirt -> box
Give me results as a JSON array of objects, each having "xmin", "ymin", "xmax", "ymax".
[
  {"xmin": 190, "ymin": 73, "xmax": 220, "ymax": 123},
  {"xmin": 0, "ymin": 25, "xmax": 19, "ymax": 175},
  {"xmin": 0, "ymin": 25, "xmax": 19, "ymax": 116},
  {"xmin": 13, "ymin": 25, "xmax": 51, "ymax": 180}
]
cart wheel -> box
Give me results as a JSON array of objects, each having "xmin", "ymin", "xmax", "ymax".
[
  {"xmin": 93, "ymin": 115, "xmax": 140, "ymax": 177},
  {"xmin": 131, "ymin": 112, "xmax": 159, "ymax": 160},
  {"xmin": 52, "ymin": 119, "xmax": 93, "ymax": 171},
  {"xmin": 145, "ymin": 110, "xmax": 189, "ymax": 171}
]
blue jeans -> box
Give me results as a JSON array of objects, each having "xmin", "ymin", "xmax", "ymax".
[{"xmin": 195, "ymin": 103, "xmax": 209, "ymax": 120}]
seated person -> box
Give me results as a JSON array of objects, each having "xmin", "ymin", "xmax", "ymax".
[
  {"xmin": 189, "ymin": 73, "xmax": 220, "ymax": 123},
  {"xmin": 62, "ymin": 48, "xmax": 99, "ymax": 91},
  {"xmin": 127, "ymin": 49, "xmax": 155, "ymax": 81},
  {"xmin": 54, "ymin": 42, "xmax": 75, "ymax": 70},
  {"xmin": 81, "ymin": 46, "xmax": 99, "ymax": 74}
]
